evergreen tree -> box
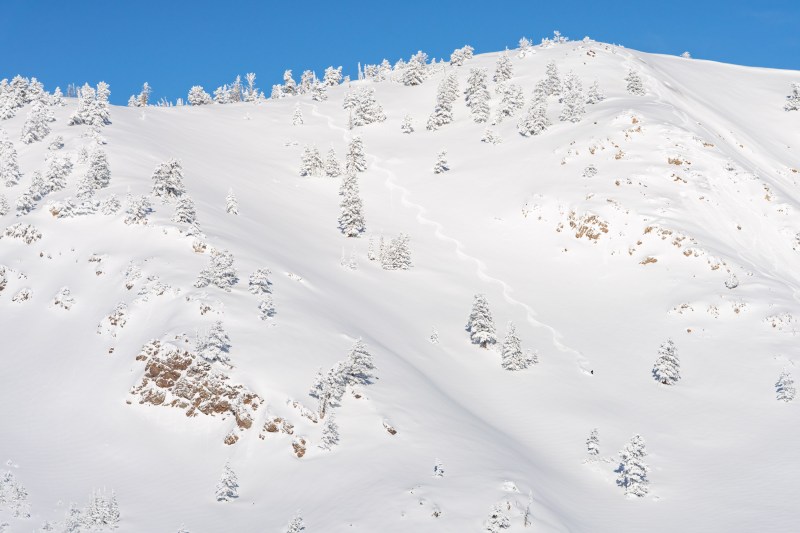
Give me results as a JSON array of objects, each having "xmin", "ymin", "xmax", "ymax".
[
  {"xmin": 426, "ymin": 74, "xmax": 458, "ymax": 131},
  {"xmin": 626, "ymin": 69, "xmax": 645, "ymax": 96},
  {"xmin": 20, "ymin": 100, "xmax": 52, "ymax": 144},
  {"xmin": 616, "ymin": 434, "xmax": 649, "ymax": 498},
  {"xmin": 299, "ymin": 146, "xmax": 324, "ymax": 177},
  {"xmin": 151, "ymin": 158, "xmax": 186, "ymax": 202},
  {"xmin": 501, "ymin": 322, "xmax": 530, "ymax": 370},
  {"xmin": 559, "ymin": 72, "xmax": 585, "ymax": 123},
  {"xmin": 172, "ymin": 196, "xmax": 198, "ymax": 227},
  {"xmin": 338, "ymin": 173, "xmax": 366, "ymax": 237},
  {"xmin": 299, "ymin": 70, "xmax": 316, "ymax": 94},
  {"xmin": 258, "ymin": 296, "xmax": 276, "ymax": 320},
  {"xmin": 351, "ymin": 87, "xmax": 386, "ymax": 126},
  {"xmin": 196, "ymin": 320, "xmax": 232, "ymax": 365},
  {"xmin": 586, "ymin": 428, "xmax": 600, "ymax": 458},
  {"xmin": 226, "ymin": 189, "xmax": 239, "ymax": 214},
  {"xmin": 494, "ymin": 83, "xmax": 524, "ymax": 123},
  {"xmin": 652, "ymin": 339, "xmax": 680, "ymax": 385},
  {"xmin": 481, "ymin": 128, "xmax": 502, "ymax": 144},
  {"xmin": 466, "ymin": 294, "xmax": 496, "ymax": 348},
  {"xmin": 44, "ymin": 154, "xmax": 73, "ymax": 192},
  {"xmin": 0, "ymin": 134, "xmax": 22, "ymax": 186},
  {"xmin": 86, "ymin": 149, "xmax": 111, "ymax": 189},
  {"xmin": 776, "ymin": 370, "xmax": 796, "ymax": 402},
  {"xmin": 214, "ymin": 85, "xmax": 230, "ymax": 104},
  {"xmin": 345, "ymin": 136, "xmax": 367, "ymax": 174},
  {"xmin": 195, "ymin": 249, "xmax": 238, "ymax": 291},
  {"xmin": 48, "ymin": 135, "xmax": 64, "ymax": 150},
  {"xmin": 785, "ymin": 83, "xmax": 800, "ymax": 111},
  {"xmin": 323, "ymin": 66, "xmax": 343, "ymax": 86},
  {"xmin": 282, "ymin": 70, "xmax": 297, "ymax": 96},
  {"xmin": 586, "ymin": 80, "xmax": 605, "ymax": 104},
  {"xmin": 433, "ymin": 150, "xmax": 449, "ymax": 174},
  {"xmin": 124, "ymin": 194, "xmax": 152, "ymax": 225},
  {"xmin": 545, "ymin": 61, "xmax": 561, "ymax": 96},
  {"xmin": 465, "ymin": 68, "xmax": 491, "ymax": 123},
  {"xmin": 493, "ymin": 52, "xmax": 513, "ymax": 83},
  {"xmin": 292, "ymin": 104, "xmax": 304, "ymax": 125},
  {"xmin": 402, "ymin": 51, "xmax": 429, "ymax": 86},
  {"xmin": 319, "ymin": 412, "xmax": 340, "ymax": 450},
  {"xmin": 433, "ymin": 458, "xmax": 444, "ymax": 477},
  {"xmin": 518, "ymin": 99, "xmax": 550, "ymax": 137},
  {"xmin": 342, "ymin": 338, "xmax": 376, "ymax": 386},
  {"xmin": 518, "ymin": 36, "xmax": 533, "ymax": 58},
  {"xmin": 484, "ymin": 505, "xmax": 510, "ymax": 532},
  {"xmin": 244, "ymin": 72, "xmax": 258, "ymax": 102},
  {"xmin": 401, "ymin": 114, "xmax": 414, "ymax": 133},
  {"xmin": 215, "ymin": 462, "xmax": 239, "ymax": 502},
  {"xmin": 0, "ymin": 90, "xmax": 17, "ymax": 120},
  {"xmin": 51, "ymin": 86, "xmax": 66, "ymax": 106},
  {"xmin": 381, "ymin": 233, "xmax": 412, "ymax": 270},
  {"xmin": 324, "ymin": 148, "xmax": 342, "ymax": 177},
  {"xmin": 187, "ymin": 86, "xmax": 213, "ymax": 106},
  {"xmin": 286, "ymin": 512, "xmax": 306, "ymax": 533},
  {"xmin": 248, "ymin": 268, "xmax": 272, "ymax": 295},
  {"xmin": 311, "ymin": 81, "xmax": 327, "ymax": 102}
]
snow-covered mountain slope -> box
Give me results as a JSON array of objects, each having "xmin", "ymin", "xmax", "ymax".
[{"xmin": 2, "ymin": 39, "xmax": 800, "ymax": 532}]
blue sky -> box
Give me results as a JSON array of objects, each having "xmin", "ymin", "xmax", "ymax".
[{"xmin": 2, "ymin": 0, "xmax": 798, "ymax": 104}]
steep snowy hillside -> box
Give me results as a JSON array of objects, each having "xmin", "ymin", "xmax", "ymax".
[{"xmin": 1, "ymin": 38, "xmax": 800, "ymax": 532}]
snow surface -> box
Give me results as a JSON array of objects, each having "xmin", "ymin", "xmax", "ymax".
[{"xmin": 2, "ymin": 40, "xmax": 800, "ymax": 532}]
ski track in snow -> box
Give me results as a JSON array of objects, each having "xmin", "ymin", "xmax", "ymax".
[{"xmin": 310, "ymin": 103, "xmax": 593, "ymax": 374}]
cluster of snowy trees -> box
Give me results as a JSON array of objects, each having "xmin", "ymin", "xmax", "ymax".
[
  {"xmin": 785, "ymin": 83, "xmax": 800, "ymax": 111},
  {"xmin": 0, "ymin": 129, "xmax": 23, "ymax": 186},
  {"xmin": 465, "ymin": 294, "xmax": 537, "ymax": 370},
  {"xmin": 449, "ymin": 45, "xmax": 475, "ymax": 66},
  {"xmin": 271, "ymin": 66, "xmax": 343, "ymax": 100},
  {"xmin": 299, "ymin": 145, "xmax": 343, "ymax": 177},
  {"xmin": 127, "ymin": 82, "xmax": 152, "ymax": 107},
  {"xmin": 585, "ymin": 429, "xmax": 650, "ymax": 498},
  {"xmin": 367, "ymin": 233, "xmax": 413, "ymax": 270},
  {"xmin": 249, "ymin": 268, "xmax": 275, "ymax": 321},
  {"xmin": 309, "ymin": 338, "xmax": 377, "ymax": 419},
  {"xmin": 0, "ymin": 470, "xmax": 31, "ymax": 518},
  {"xmin": 344, "ymin": 86, "xmax": 386, "ymax": 127},
  {"xmin": 69, "ymin": 82, "xmax": 112, "ymax": 127},
  {"xmin": 0, "ymin": 75, "xmax": 62, "ymax": 121},
  {"xmin": 195, "ymin": 249, "xmax": 238, "ymax": 291}
]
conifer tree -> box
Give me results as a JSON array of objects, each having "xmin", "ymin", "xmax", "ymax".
[
  {"xmin": 345, "ymin": 136, "xmax": 367, "ymax": 174},
  {"xmin": 494, "ymin": 83, "xmax": 524, "ymax": 123},
  {"xmin": 465, "ymin": 68, "xmax": 491, "ymax": 123},
  {"xmin": 172, "ymin": 196, "xmax": 198, "ymax": 227},
  {"xmin": 518, "ymin": 37, "xmax": 533, "ymax": 58},
  {"xmin": 351, "ymin": 87, "xmax": 386, "ymax": 126},
  {"xmin": 195, "ymin": 249, "xmax": 238, "ymax": 291},
  {"xmin": 44, "ymin": 154, "xmax": 73, "ymax": 192},
  {"xmin": 248, "ymin": 268, "xmax": 272, "ymax": 295},
  {"xmin": 324, "ymin": 148, "xmax": 342, "ymax": 177},
  {"xmin": 466, "ymin": 294, "xmax": 496, "ymax": 348},
  {"xmin": 292, "ymin": 104, "xmax": 304, "ymax": 125},
  {"xmin": 282, "ymin": 70, "xmax": 297, "ymax": 96},
  {"xmin": 559, "ymin": 72, "xmax": 585, "ymax": 123},
  {"xmin": 518, "ymin": 98, "xmax": 550, "ymax": 137},
  {"xmin": 586, "ymin": 80, "xmax": 605, "ymax": 104},
  {"xmin": 215, "ymin": 462, "xmax": 239, "ymax": 502},
  {"xmin": 286, "ymin": 512, "xmax": 306, "ymax": 532},
  {"xmin": 299, "ymin": 146, "xmax": 324, "ymax": 176},
  {"xmin": 151, "ymin": 158, "xmax": 185, "ymax": 202},
  {"xmin": 226, "ymin": 189, "xmax": 239, "ymax": 214},
  {"xmin": 21, "ymin": 100, "xmax": 52, "ymax": 144},
  {"xmin": 433, "ymin": 150, "xmax": 449, "ymax": 174},
  {"xmin": 401, "ymin": 114, "xmax": 414, "ymax": 133},
  {"xmin": 402, "ymin": 51, "xmax": 429, "ymax": 86},
  {"xmin": 381, "ymin": 233, "xmax": 412, "ymax": 270},
  {"xmin": 196, "ymin": 320, "xmax": 232, "ymax": 365},
  {"xmin": 0, "ymin": 90, "xmax": 16, "ymax": 120},
  {"xmin": 501, "ymin": 321, "xmax": 530, "ymax": 370},
  {"xmin": 0, "ymin": 134, "xmax": 22, "ymax": 186},
  {"xmin": 311, "ymin": 81, "xmax": 327, "ymax": 101},
  {"xmin": 433, "ymin": 458, "xmax": 444, "ymax": 477},
  {"xmin": 616, "ymin": 434, "xmax": 649, "ymax": 497},
  {"xmin": 338, "ymin": 173, "xmax": 366, "ymax": 237},
  {"xmin": 484, "ymin": 505, "xmax": 510, "ymax": 532},
  {"xmin": 187, "ymin": 86, "xmax": 213, "ymax": 105},
  {"xmin": 86, "ymin": 149, "xmax": 111, "ymax": 190},
  {"xmin": 323, "ymin": 66, "xmax": 343, "ymax": 86},
  {"xmin": 493, "ymin": 52, "xmax": 513, "ymax": 83},
  {"xmin": 652, "ymin": 339, "xmax": 680, "ymax": 385},
  {"xmin": 586, "ymin": 428, "xmax": 600, "ymax": 458},
  {"xmin": 319, "ymin": 412, "xmax": 340, "ymax": 450},
  {"xmin": 545, "ymin": 61, "xmax": 561, "ymax": 96},
  {"xmin": 626, "ymin": 69, "xmax": 645, "ymax": 96},
  {"xmin": 784, "ymin": 83, "xmax": 800, "ymax": 111},
  {"xmin": 124, "ymin": 195, "xmax": 152, "ymax": 225},
  {"xmin": 776, "ymin": 370, "xmax": 796, "ymax": 402}
]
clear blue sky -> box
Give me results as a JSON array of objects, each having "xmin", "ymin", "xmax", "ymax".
[{"xmin": 2, "ymin": 0, "xmax": 798, "ymax": 104}]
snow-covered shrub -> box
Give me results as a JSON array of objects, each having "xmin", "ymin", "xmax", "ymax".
[
  {"xmin": 52, "ymin": 286, "xmax": 75, "ymax": 310},
  {"xmin": 3, "ymin": 223, "xmax": 41, "ymax": 243},
  {"xmin": 586, "ymin": 428, "xmax": 600, "ymax": 458}
]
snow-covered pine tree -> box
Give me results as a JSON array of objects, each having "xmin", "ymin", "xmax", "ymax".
[
  {"xmin": 323, "ymin": 66, "xmax": 343, "ymax": 86},
  {"xmin": 341, "ymin": 338, "xmax": 377, "ymax": 386},
  {"xmin": 86, "ymin": 149, "xmax": 111, "ymax": 190},
  {"xmin": 286, "ymin": 512, "xmax": 306, "ymax": 533},
  {"xmin": 248, "ymin": 268, "xmax": 272, "ymax": 295},
  {"xmin": 44, "ymin": 154, "xmax": 73, "ymax": 192},
  {"xmin": 299, "ymin": 146, "xmax": 324, "ymax": 177},
  {"xmin": 324, "ymin": 148, "xmax": 342, "ymax": 177},
  {"xmin": 449, "ymin": 45, "xmax": 474, "ymax": 66},
  {"xmin": 138, "ymin": 82, "xmax": 151, "ymax": 107},
  {"xmin": 493, "ymin": 52, "xmax": 513, "ymax": 83},
  {"xmin": 124, "ymin": 194, "xmax": 152, "ymax": 225},
  {"xmin": 0, "ymin": 89, "xmax": 16, "ymax": 120},
  {"xmin": 402, "ymin": 51, "xmax": 429, "ymax": 86},
  {"xmin": 51, "ymin": 86, "xmax": 66, "ymax": 106},
  {"xmin": 93, "ymin": 82, "xmax": 111, "ymax": 126},
  {"xmin": 151, "ymin": 158, "xmax": 185, "ymax": 202},
  {"xmin": 559, "ymin": 72, "xmax": 585, "ymax": 123},
  {"xmin": 401, "ymin": 114, "xmax": 414, "ymax": 133},
  {"xmin": 292, "ymin": 104, "xmax": 304, "ymax": 125},
  {"xmin": 311, "ymin": 81, "xmax": 327, "ymax": 101},
  {"xmin": 196, "ymin": 321, "xmax": 232, "ymax": 365},
  {"xmin": 381, "ymin": 233, "xmax": 412, "ymax": 270},
  {"xmin": 345, "ymin": 136, "xmax": 367, "ymax": 174},
  {"xmin": 586, "ymin": 428, "xmax": 600, "ymax": 458},
  {"xmin": 195, "ymin": 249, "xmax": 238, "ymax": 291},
  {"xmin": 545, "ymin": 60, "xmax": 561, "ymax": 96},
  {"xmin": 282, "ymin": 70, "xmax": 297, "ymax": 96},
  {"xmin": 426, "ymin": 78, "xmax": 455, "ymax": 131},
  {"xmin": 616, "ymin": 434, "xmax": 649, "ymax": 497},
  {"xmin": 586, "ymin": 80, "xmax": 605, "ymax": 104},
  {"xmin": 172, "ymin": 196, "xmax": 198, "ymax": 228},
  {"xmin": 187, "ymin": 86, "xmax": 213, "ymax": 105},
  {"xmin": 48, "ymin": 135, "xmax": 64, "ymax": 150},
  {"xmin": 299, "ymin": 70, "xmax": 315, "ymax": 94},
  {"xmin": 215, "ymin": 462, "xmax": 239, "ymax": 502},
  {"xmin": 258, "ymin": 296, "xmax": 276, "ymax": 320},
  {"xmin": 310, "ymin": 362, "xmax": 347, "ymax": 419},
  {"xmin": 518, "ymin": 97, "xmax": 550, "ymax": 137},
  {"xmin": 0, "ymin": 134, "xmax": 22, "ymax": 186},
  {"xmin": 518, "ymin": 36, "xmax": 532, "ymax": 58},
  {"xmin": 626, "ymin": 69, "xmax": 645, "ymax": 96},
  {"xmin": 213, "ymin": 85, "xmax": 230, "ymax": 104},
  {"xmin": 501, "ymin": 321, "xmax": 530, "ymax": 370},
  {"xmin": 433, "ymin": 458, "xmax": 444, "ymax": 477},
  {"xmin": 652, "ymin": 339, "xmax": 680, "ymax": 385},
  {"xmin": 0, "ymin": 194, "xmax": 9, "ymax": 216},
  {"xmin": 484, "ymin": 504, "xmax": 510, "ymax": 532},
  {"xmin": 352, "ymin": 87, "xmax": 386, "ymax": 126},
  {"xmin": 466, "ymin": 294, "xmax": 496, "ymax": 348},
  {"xmin": 433, "ymin": 150, "xmax": 449, "ymax": 174},
  {"xmin": 494, "ymin": 83, "xmax": 524, "ymax": 123},
  {"xmin": 21, "ymin": 100, "xmax": 52, "ymax": 144},
  {"xmin": 225, "ymin": 189, "xmax": 239, "ymax": 214},
  {"xmin": 776, "ymin": 370, "xmax": 796, "ymax": 402},
  {"xmin": 338, "ymin": 173, "xmax": 366, "ymax": 237},
  {"xmin": 319, "ymin": 412, "xmax": 340, "ymax": 450},
  {"xmin": 465, "ymin": 68, "xmax": 491, "ymax": 123},
  {"xmin": 785, "ymin": 83, "xmax": 800, "ymax": 111},
  {"xmin": 244, "ymin": 72, "xmax": 258, "ymax": 102}
]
